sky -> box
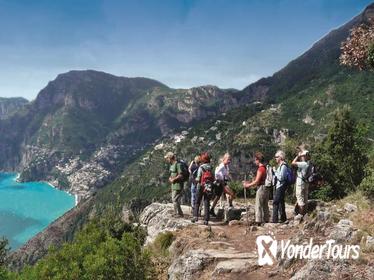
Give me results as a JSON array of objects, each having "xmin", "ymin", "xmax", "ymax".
[{"xmin": 0, "ymin": 0, "xmax": 373, "ymax": 100}]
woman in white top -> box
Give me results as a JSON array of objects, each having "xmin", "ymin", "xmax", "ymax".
[
  {"xmin": 210, "ymin": 153, "xmax": 235, "ymax": 217},
  {"xmin": 291, "ymin": 150, "xmax": 311, "ymax": 219}
]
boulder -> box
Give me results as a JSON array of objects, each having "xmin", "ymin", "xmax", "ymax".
[
  {"xmin": 328, "ymin": 219, "xmax": 354, "ymax": 242},
  {"xmin": 343, "ymin": 203, "xmax": 358, "ymax": 213}
]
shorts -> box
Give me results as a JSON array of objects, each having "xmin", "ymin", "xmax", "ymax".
[{"xmin": 214, "ymin": 182, "xmax": 224, "ymax": 197}]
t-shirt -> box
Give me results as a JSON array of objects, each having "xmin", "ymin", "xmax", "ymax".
[
  {"xmin": 257, "ymin": 164, "xmax": 266, "ymax": 185},
  {"xmin": 215, "ymin": 163, "xmax": 230, "ymax": 182},
  {"xmin": 169, "ymin": 162, "xmax": 183, "ymax": 191},
  {"xmin": 296, "ymin": 161, "xmax": 310, "ymax": 187}
]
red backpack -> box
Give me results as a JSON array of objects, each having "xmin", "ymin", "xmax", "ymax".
[{"xmin": 200, "ymin": 166, "xmax": 215, "ymax": 193}]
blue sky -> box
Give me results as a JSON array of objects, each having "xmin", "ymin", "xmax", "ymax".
[{"xmin": 0, "ymin": 0, "xmax": 372, "ymax": 100}]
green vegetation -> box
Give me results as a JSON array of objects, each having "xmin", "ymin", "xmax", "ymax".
[
  {"xmin": 359, "ymin": 168, "xmax": 374, "ymax": 200},
  {"xmin": 4, "ymin": 214, "xmax": 153, "ymax": 280},
  {"xmin": 312, "ymin": 106, "xmax": 368, "ymax": 200}
]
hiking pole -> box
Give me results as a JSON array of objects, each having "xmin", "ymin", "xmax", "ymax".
[{"xmin": 244, "ymin": 174, "xmax": 250, "ymax": 234}]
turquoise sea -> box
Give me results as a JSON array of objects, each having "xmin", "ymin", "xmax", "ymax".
[{"xmin": 0, "ymin": 173, "xmax": 75, "ymax": 250}]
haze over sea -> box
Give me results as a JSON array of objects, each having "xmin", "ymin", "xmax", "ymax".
[{"xmin": 0, "ymin": 173, "xmax": 75, "ymax": 250}]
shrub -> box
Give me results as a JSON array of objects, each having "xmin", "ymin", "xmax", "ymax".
[
  {"xmin": 18, "ymin": 216, "xmax": 153, "ymax": 280},
  {"xmin": 359, "ymin": 168, "xmax": 374, "ymax": 201},
  {"xmin": 151, "ymin": 232, "xmax": 174, "ymax": 256},
  {"xmin": 313, "ymin": 106, "xmax": 369, "ymax": 200}
]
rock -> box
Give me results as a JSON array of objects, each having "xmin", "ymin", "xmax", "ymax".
[
  {"xmin": 217, "ymin": 231, "xmax": 227, "ymax": 239},
  {"xmin": 344, "ymin": 203, "xmax": 358, "ymax": 213},
  {"xmin": 225, "ymin": 208, "xmax": 245, "ymax": 222},
  {"xmin": 212, "ymin": 259, "xmax": 257, "ymax": 275},
  {"xmin": 154, "ymin": 143, "xmax": 164, "ymax": 150},
  {"xmin": 290, "ymin": 260, "xmax": 333, "ymax": 280},
  {"xmin": 366, "ymin": 235, "xmax": 374, "ymax": 250},
  {"xmin": 250, "ymin": 226, "xmax": 257, "ymax": 232},
  {"xmin": 329, "ymin": 219, "xmax": 354, "ymax": 242},
  {"xmin": 317, "ymin": 210, "xmax": 331, "ymax": 222},
  {"xmin": 168, "ymin": 248, "xmax": 257, "ymax": 280},
  {"xmin": 139, "ymin": 203, "xmax": 191, "ymax": 244},
  {"xmin": 121, "ymin": 208, "xmax": 133, "ymax": 223},
  {"xmin": 228, "ymin": 220, "xmax": 241, "ymax": 226},
  {"xmin": 290, "ymin": 258, "xmax": 374, "ymax": 280}
]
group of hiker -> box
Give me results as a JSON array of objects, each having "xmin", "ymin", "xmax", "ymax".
[{"xmin": 164, "ymin": 148, "xmax": 315, "ymax": 226}]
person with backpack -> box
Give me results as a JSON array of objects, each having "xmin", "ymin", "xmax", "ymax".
[
  {"xmin": 191, "ymin": 152, "xmax": 214, "ymax": 225},
  {"xmin": 210, "ymin": 153, "xmax": 234, "ymax": 217},
  {"xmin": 189, "ymin": 155, "xmax": 201, "ymax": 214},
  {"xmin": 291, "ymin": 150, "xmax": 311, "ymax": 220},
  {"xmin": 242, "ymin": 152, "xmax": 269, "ymax": 226},
  {"xmin": 273, "ymin": 150, "xmax": 289, "ymax": 223},
  {"xmin": 165, "ymin": 152, "xmax": 188, "ymax": 218}
]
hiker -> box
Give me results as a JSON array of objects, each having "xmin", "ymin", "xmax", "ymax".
[
  {"xmin": 164, "ymin": 152, "xmax": 185, "ymax": 218},
  {"xmin": 189, "ymin": 155, "xmax": 201, "ymax": 214},
  {"xmin": 191, "ymin": 152, "xmax": 214, "ymax": 225},
  {"xmin": 242, "ymin": 152, "xmax": 269, "ymax": 226},
  {"xmin": 273, "ymin": 150, "xmax": 288, "ymax": 223},
  {"xmin": 210, "ymin": 153, "xmax": 235, "ymax": 217},
  {"xmin": 291, "ymin": 150, "xmax": 310, "ymax": 219}
]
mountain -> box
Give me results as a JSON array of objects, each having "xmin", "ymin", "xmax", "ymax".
[
  {"xmin": 0, "ymin": 70, "xmax": 241, "ymax": 198},
  {"xmin": 243, "ymin": 3, "xmax": 374, "ymax": 139},
  {"xmin": 0, "ymin": 97, "xmax": 28, "ymax": 119},
  {"xmin": 7, "ymin": 2, "xmax": 374, "ymax": 271}
]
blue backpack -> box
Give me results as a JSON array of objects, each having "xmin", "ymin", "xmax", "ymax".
[{"xmin": 282, "ymin": 163, "xmax": 296, "ymax": 186}]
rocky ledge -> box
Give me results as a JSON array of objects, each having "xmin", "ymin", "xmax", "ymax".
[{"xmin": 139, "ymin": 201, "xmax": 374, "ymax": 280}]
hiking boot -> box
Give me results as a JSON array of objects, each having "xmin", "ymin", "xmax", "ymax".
[
  {"xmin": 172, "ymin": 213, "xmax": 184, "ymax": 218},
  {"xmin": 203, "ymin": 221, "xmax": 209, "ymax": 226},
  {"xmin": 191, "ymin": 217, "xmax": 198, "ymax": 223},
  {"xmin": 209, "ymin": 208, "xmax": 217, "ymax": 217},
  {"xmin": 294, "ymin": 214, "xmax": 303, "ymax": 221}
]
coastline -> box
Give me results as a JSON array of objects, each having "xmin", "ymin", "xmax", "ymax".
[
  {"xmin": 44, "ymin": 181, "xmax": 78, "ymax": 206},
  {"xmin": 12, "ymin": 172, "xmax": 77, "ymax": 206}
]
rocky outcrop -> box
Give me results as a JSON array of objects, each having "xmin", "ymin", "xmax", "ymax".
[
  {"xmin": 139, "ymin": 200, "xmax": 374, "ymax": 280},
  {"xmin": 140, "ymin": 203, "xmax": 192, "ymax": 244}
]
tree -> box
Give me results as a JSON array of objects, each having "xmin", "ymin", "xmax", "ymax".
[
  {"xmin": 340, "ymin": 22, "xmax": 374, "ymax": 70},
  {"xmin": 314, "ymin": 106, "xmax": 368, "ymax": 199},
  {"xmin": 0, "ymin": 238, "xmax": 14, "ymax": 280}
]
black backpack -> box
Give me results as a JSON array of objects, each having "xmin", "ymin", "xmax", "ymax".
[
  {"xmin": 303, "ymin": 162, "xmax": 321, "ymax": 185},
  {"xmin": 178, "ymin": 160, "xmax": 190, "ymax": 182}
]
